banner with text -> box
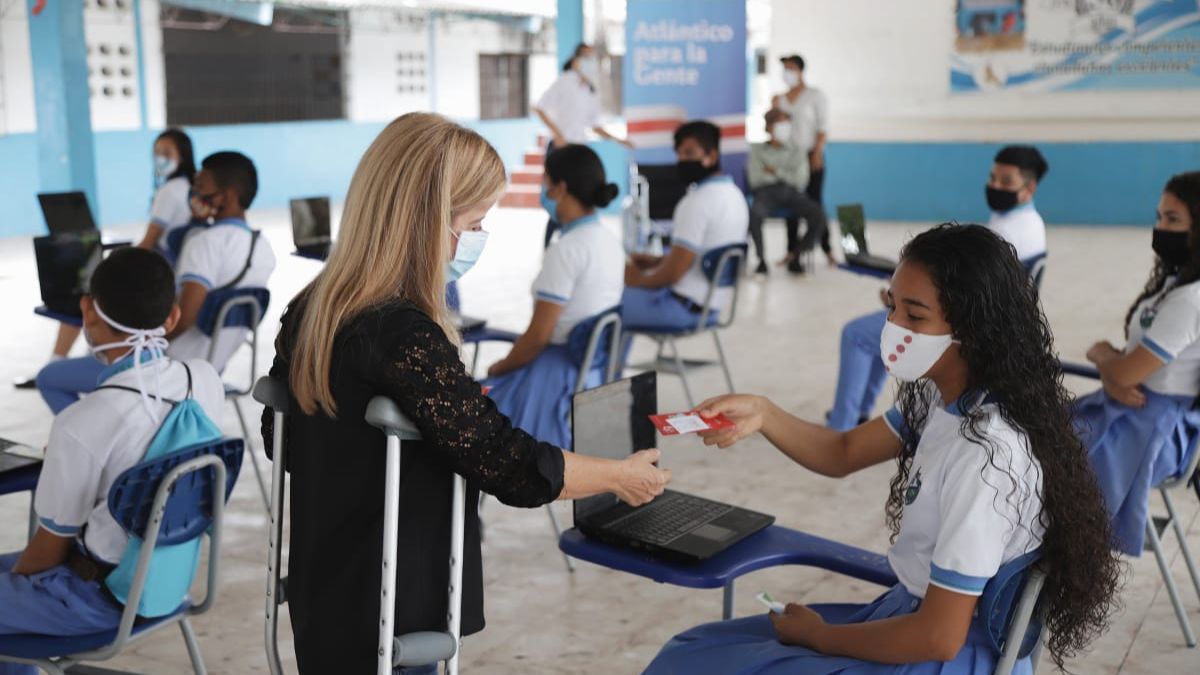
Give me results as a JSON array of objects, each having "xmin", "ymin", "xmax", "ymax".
[
  {"xmin": 951, "ymin": 0, "xmax": 1200, "ymax": 93},
  {"xmin": 624, "ymin": 0, "xmax": 747, "ymax": 186}
]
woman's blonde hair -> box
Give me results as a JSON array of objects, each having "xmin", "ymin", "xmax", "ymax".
[{"xmin": 290, "ymin": 112, "xmax": 507, "ymax": 416}]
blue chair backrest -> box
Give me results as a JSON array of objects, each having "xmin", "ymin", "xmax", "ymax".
[
  {"xmin": 701, "ymin": 243, "xmax": 748, "ymax": 288},
  {"xmin": 195, "ymin": 287, "xmax": 271, "ymax": 337},
  {"xmin": 446, "ymin": 281, "xmax": 461, "ymax": 313},
  {"xmin": 566, "ymin": 306, "xmax": 622, "ymax": 373},
  {"xmin": 164, "ymin": 219, "xmax": 210, "ymax": 266},
  {"xmin": 1021, "ymin": 253, "xmax": 1047, "ymax": 292},
  {"xmin": 979, "ymin": 549, "xmax": 1043, "ymax": 658}
]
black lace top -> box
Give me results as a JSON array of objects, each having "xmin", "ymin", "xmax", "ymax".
[{"xmin": 261, "ymin": 298, "xmax": 564, "ymax": 674}]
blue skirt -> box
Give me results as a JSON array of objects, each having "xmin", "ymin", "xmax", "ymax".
[
  {"xmin": 483, "ymin": 345, "xmax": 601, "ymax": 451},
  {"xmin": 643, "ymin": 584, "xmax": 1030, "ymax": 675},
  {"xmin": 1075, "ymin": 388, "xmax": 1200, "ymax": 556}
]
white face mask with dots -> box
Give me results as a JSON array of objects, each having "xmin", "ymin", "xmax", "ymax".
[{"xmin": 880, "ymin": 320, "xmax": 957, "ymax": 382}]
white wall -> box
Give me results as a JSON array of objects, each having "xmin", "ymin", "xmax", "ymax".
[
  {"xmin": 768, "ymin": 0, "xmax": 1200, "ymax": 142},
  {"xmin": 346, "ymin": 8, "xmax": 431, "ymax": 123},
  {"xmin": 0, "ymin": 0, "xmax": 36, "ymax": 135},
  {"xmin": 432, "ymin": 14, "xmax": 533, "ymax": 119}
]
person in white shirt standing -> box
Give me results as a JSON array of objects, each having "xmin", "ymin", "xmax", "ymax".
[
  {"xmin": 623, "ymin": 121, "xmax": 749, "ymax": 332},
  {"xmin": 35, "ymin": 151, "xmax": 276, "ymax": 414},
  {"xmin": 773, "ymin": 54, "xmax": 834, "ymax": 266},
  {"xmin": 484, "ymin": 145, "xmax": 625, "ymax": 450},
  {"xmin": 533, "ymin": 43, "xmax": 632, "ymax": 247},
  {"xmin": 827, "ymin": 145, "xmax": 1050, "ymax": 432},
  {"xmin": 0, "ymin": 248, "xmax": 224, "ymax": 675}
]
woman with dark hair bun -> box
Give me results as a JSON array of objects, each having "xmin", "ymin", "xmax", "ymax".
[
  {"xmin": 484, "ymin": 144, "xmax": 625, "ymax": 450},
  {"xmin": 1076, "ymin": 171, "xmax": 1200, "ymax": 556},
  {"xmin": 644, "ymin": 223, "xmax": 1119, "ymax": 674}
]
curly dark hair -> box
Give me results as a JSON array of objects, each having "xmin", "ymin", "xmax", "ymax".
[
  {"xmin": 1124, "ymin": 171, "xmax": 1200, "ymax": 337},
  {"xmin": 886, "ymin": 224, "xmax": 1121, "ymax": 670}
]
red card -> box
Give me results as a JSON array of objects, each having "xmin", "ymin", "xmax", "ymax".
[
  {"xmin": 649, "ymin": 412, "xmax": 735, "ymax": 436},
  {"xmin": 481, "ymin": 385, "xmax": 492, "ymax": 395}
]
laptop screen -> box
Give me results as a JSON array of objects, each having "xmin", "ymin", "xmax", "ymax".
[
  {"xmin": 38, "ymin": 192, "xmax": 97, "ymax": 235},
  {"xmin": 34, "ymin": 233, "xmax": 102, "ymax": 316},
  {"xmin": 836, "ymin": 203, "xmax": 867, "ymax": 256},
  {"xmin": 290, "ymin": 197, "xmax": 331, "ymax": 247},
  {"xmin": 571, "ymin": 372, "xmax": 657, "ymax": 521}
]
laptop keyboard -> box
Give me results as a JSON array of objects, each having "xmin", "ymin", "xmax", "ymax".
[{"xmin": 609, "ymin": 495, "xmax": 732, "ymax": 545}]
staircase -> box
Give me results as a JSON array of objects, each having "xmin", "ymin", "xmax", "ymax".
[{"xmin": 500, "ymin": 136, "xmax": 547, "ymax": 209}]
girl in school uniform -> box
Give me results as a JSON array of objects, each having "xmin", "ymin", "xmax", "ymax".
[
  {"xmin": 1075, "ymin": 171, "xmax": 1200, "ymax": 556},
  {"xmin": 135, "ymin": 128, "xmax": 197, "ymax": 261},
  {"xmin": 484, "ymin": 144, "xmax": 624, "ymax": 450},
  {"xmin": 644, "ymin": 224, "xmax": 1119, "ymax": 675}
]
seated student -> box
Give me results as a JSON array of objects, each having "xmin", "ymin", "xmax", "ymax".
[
  {"xmin": 623, "ymin": 121, "xmax": 749, "ymax": 331},
  {"xmin": 1076, "ymin": 171, "xmax": 1200, "ymax": 556},
  {"xmin": 644, "ymin": 224, "xmax": 1119, "ymax": 675},
  {"xmin": 0, "ymin": 249, "xmax": 224, "ymax": 675},
  {"xmin": 827, "ymin": 145, "xmax": 1049, "ymax": 431},
  {"xmin": 747, "ymin": 108, "xmax": 828, "ymax": 276},
  {"xmin": 14, "ymin": 130, "xmax": 197, "ymax": 393},
  {"xmin": 484, "ymin": 145, "xmax": 624, "ymax": 449},
  {"xmin": 136, "ymin": 128, "xmax": 197, "ymax": 259},
  {"xmin": 35, "ymin": 151, "xmax": 276, "ymax": 414}
]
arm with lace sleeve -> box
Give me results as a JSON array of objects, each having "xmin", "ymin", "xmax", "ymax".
[{"xmin": 367, "ymin": 313, "xmax": 566, "ymax": 508}]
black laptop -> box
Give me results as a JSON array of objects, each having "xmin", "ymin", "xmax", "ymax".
[
  {"xmin": 572, "ymin": 372, "xmax": 774, "ymax": 563},
  {"xmin": 638, "ymin": 164, "xmax": 688, "ymax": 221},
  {"xmin": 0, "ymin": 438, "xmax": 42, "ymax": 473},
  {"xmin": 33, "ymin": 232, "xmax": 102, "ymax": 318},
  {"xmin": 290, "ymin": 196, "xmax": 333, "ymax": 260},
  {"xmin": 38, "ymin": 191, "xmax": 98, "ymax": 235},
  {"xmin": 838, "ymin": 203, "xmax": 897, "ymax": 274}
]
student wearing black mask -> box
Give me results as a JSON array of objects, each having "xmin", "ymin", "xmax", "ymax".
[
  {"xmin": 623, "ymin": 121, "xmax": 749, "ymax": 332},
  {"xmin": 1075, "ymin": 171, "xmax": 1200, "ymax": 557}
]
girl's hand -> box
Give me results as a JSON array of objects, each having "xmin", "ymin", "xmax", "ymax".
[
  {"xmin": 1104, "ymin": 380, "xmax": 1146, "ymax": 408},
  {"xmin": 769, "ymin": 603, "xmax": 827, "ymax": 649},
  {"xmin": 694, "ymin": 394, "xmax": 767, "ymax": 449},
  {"xmin": 1086, "ymin": 340, "xmax": 1119, "ymax": 364}
]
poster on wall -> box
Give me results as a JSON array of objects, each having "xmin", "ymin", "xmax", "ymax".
[
  {"xmin": 951, "ymin": 0, "xmax": 1200, "ymax": 93},
  {"xmin": 623, "ymin": 0, "xmax": 747, "ymax": 186}
]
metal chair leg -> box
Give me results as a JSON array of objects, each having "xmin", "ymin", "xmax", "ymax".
[
  {"xmin": 232, "ymin": 397, "xmax": 271, "ymax": 510},
  {"xmin": 27, "ymin": 491, "xmax": 37, "ymax": 542},
  {"xmin": 470, "ymin": 343, "xmax": 481, "ymax": 378},
  {"xmin": 1146, "ymin": 516, "xmax": 1197, "ymax": 647},
  {"xmin": 722, "ymin": 580, "xmax": 735, "ymax": 620},
  {"xmin": 711, "ymin": 330, "xmax": 735, "ymax": 394},
  {"xmin": 668, "ymin": 337, "xmax": 695, "ymax": 409},
  {"xmin": 179, "ymin": 617, "xmax": 208, "ymax": 675},
  {"xmin": 1162, "ymin": 488, "xmax": 1200, "ymax": 603},
  {"xmin": 544, "ymin": 504, "xmax": 576, "ymax": 573}
]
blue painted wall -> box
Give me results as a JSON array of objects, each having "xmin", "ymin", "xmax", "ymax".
[
  {"xmin": 1, "ymin": 116, "xmax": 544, "ymax": 238},
  {"xmin": 4, "ymin": 122, "xmax": 1198, "ymax": 238}
]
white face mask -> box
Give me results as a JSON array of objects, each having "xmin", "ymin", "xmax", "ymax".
[
  {"xmin": 577, "ymin": 57, "xmax": 599, "ymax": 83},
  {"xmin": 447, "ymin": 230, "xmax": 489, "ymax": 282},
  {"xmin": 880, "ymin": 319, "xmax": 956, "ymax": 382},
  {"xmin": 772, "ymin": 121, "xmax": 793, "ymax": 141},
  {"xmin": 89, "ymin": 300, "xmax": 170, "ymax": 422},
  {"xmin": 154, "ymin": 154, "xmax": 178, "ymax": 178},
  {"xmin": 782, "ymin": 69, "xmax": 801, "ymax": 88}
]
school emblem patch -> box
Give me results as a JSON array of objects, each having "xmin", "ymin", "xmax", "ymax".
[
  {"xmin": 1140, "ymin": 306, "xmax": 1157, "ymax": 330},
  {"xmin": 904, "ymin": 468, "xmax": 923, "ymax": 506}
]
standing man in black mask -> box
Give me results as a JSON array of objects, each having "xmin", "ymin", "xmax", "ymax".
[{"xmin": 622, "ymin": 121, "xmax": 749, "ymax": 332}]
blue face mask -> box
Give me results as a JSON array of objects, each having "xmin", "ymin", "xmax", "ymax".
[
  {"xmin": 447, "ymin": 230, "xmax": 489, "ymax": 282},
  {"xmin": 541, "ymin": 185, "xmax": 558, "ymax": 221}
]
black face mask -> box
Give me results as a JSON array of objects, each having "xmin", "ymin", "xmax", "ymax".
[
  {"xmin": 1152, "ymin": 229, "xmax": 1191, "ymax": 269},
  {"xmin": 985, "ymin": 185, "xmax": 1020, "ymax": 213},
  {"xmin": 677, "ymin": 160, "xmax": 716, "ymax": 185}
]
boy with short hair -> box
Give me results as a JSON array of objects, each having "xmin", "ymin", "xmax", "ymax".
[{"xmin": 0, "ymin": 248, "xmax": 223, "ymax": 674}]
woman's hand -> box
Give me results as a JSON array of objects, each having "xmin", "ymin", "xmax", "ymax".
[
  {"xmin": 1104, "ymin": 380, "xmax": 1146, "ymax": 408},
  {"xmin": 695, "ymin": 394, "xmax": 769, "ymax": 449},
  {"xmin": 614, "ymin": 449, "xmax": 671, "ymax": 506},
  {"xmin": 769, "ymin": 603, "xmax": 827, "ymax": 649},
  {"xmin": 1086, "ymin": 340, "xmax": 1120, "ymax": 365}
]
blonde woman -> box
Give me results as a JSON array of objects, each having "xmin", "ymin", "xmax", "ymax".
[{"xmin": 261, "ymin": 113, "xmax": 669, "ymax": 674}]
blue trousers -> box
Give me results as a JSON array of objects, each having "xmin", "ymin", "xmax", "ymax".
[
  {"xmin": 0, "ymin": 552, "xmax": 123, "ymax": 675},
  {"xmin": 621, "ymin": 287, "xmax": 704, "ymax": 332},
  {"xmin": 35, "ymin": 357, "xmax": 105, "ymax": 415},
  {"xmin": 828, "ymin": 310, "xmax": 888, "ymax": 431}
]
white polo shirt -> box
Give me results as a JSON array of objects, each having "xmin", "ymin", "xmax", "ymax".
[
  {"xmin": 533, "ymin": 214, "xmax": 625, "ymax": 344},
  {"xmin": 1128, "ymin": 277, "xmax": 1200, "ymax": 397},
  {"xmin": 35, "ymin": 356, "xmax": 224, "ymax": 564},
  {"xmin": 535, "ymin": 70, "xmax": 601, "ymax": 144},
  {"xmin": 883, "ymin": 390, "xmax": 1044, "ymax": 598},
  {"xmin": 777, "ymin": 87, "xmax": 829, "ymax": 155},
  {"xmin": 170, "ymin": 217, "xmax": 277, "ymax": 372},
  {"xmin": 988, "ymin": 202, "xmax": 1046, "ymax": 263},
  {"xmin": 150, "ymin": 176, "xmax": 192, "ymax": 241},
  {"xmin": 670, "ymin": 175, "xmax": 750, "ymax": 310}
]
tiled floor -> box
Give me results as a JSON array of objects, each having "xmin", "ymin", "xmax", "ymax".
[{"xmin": 0, "ymin": 207, "xmax": 1197, "ymax": 674}]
